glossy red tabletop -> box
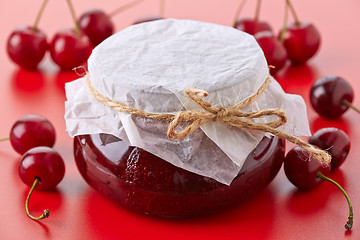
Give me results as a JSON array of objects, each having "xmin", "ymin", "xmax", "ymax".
[{"xmin": 1, "ymin": 0, "xmax": 360, "ymax": 239}]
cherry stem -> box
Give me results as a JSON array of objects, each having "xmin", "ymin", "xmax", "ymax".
[
  {"xmin": 159, "ymin": 0, "xmax": 165, "ymax": 18},
  {"xmin": 25, "ymin": 177, "xmax": 50, "ymax": 221},
  {"xmin": 66, "ymin": 0, "xmax": 80, "ymax": 35},
  {"xmin": 254, "ymin": 0, "xmax": 262, "ymax": 21},
  {"xmin": 232, "ymin": 0, "xmax": 247, "ymax": 27},
  {"xmin": 286, "ymin": 0, "xmax": 300, "ymax": 25},
  {"xmin": 279, "ymin": 0, "xmax": 289, "ymax": 43},
  {"xmin": 32, "ymin": 0, "xmax": 49, "ymax": 32},
  {"xmin": 108, "ymin": 0, "xmax": 145, "ymax": 18},
  {"xmin": 317, "ymin": 172, "xmax": 353, "ymax": 231},
  {"xmin": 343, "ymin": 99, "xmax": 360, "ymax": 114},
  {"xmin": 0, "ymin": 137, "xmax": 10, "ymax": 141}
]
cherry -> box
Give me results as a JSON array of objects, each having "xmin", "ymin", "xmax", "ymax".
[
  {"xmin": 50, "ymin": 0, "xmax": 92, "ymax": 70},
  {"xmin": 19, "ymin": 147, "xmax": 65, "ymax": 190},
  {"xmin": 233, "ymin": 0, "xmax": 272, "ymax": 35},
  {"xmin": 6, "ymin": 0, "xmax": 49, "ymax": 69},
  {"xmin": 279, "ymin": 0, "xmax": 321, "ymax": 64},
  {"xmin": 19, "ymin": 147, "xmax": 65, "ymax": 220},
  {"xmin": 1, "ymin": 114, "xmax": 56, "ymax": 155},
  {"xmin": 281, "ymin": 22, "xmax": 320, "ymax": 64},
  {"xmin": 284, "ymin": 146, "xmax": 330, "ymax": 191},
  {"xmin": 254, "ymin": 31, "xmax": 288, "ymax": 75},
  {"xmin": 78, "ymin": 9, "xmax": 114, "ymax": 47},
  {"xmin": 49, "ymin": 29, "xmax": 92, "ymax": 70},
  {"xmin": 284, "ymin": 146, "xmax": 353, "ymax": 230},
  {"xmin": 310, "ymin": 76, "xmax": 359, "ymax": 119},
  {"xmin": 78, "ymin": 0, "xmax": 144, "ymax": 47},
  {"xmin": 309, "ymin": 128, "xmax": 350, "ymax": 171}
]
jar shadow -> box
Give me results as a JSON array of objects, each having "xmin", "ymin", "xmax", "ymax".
[{"xmin": 82, "ymin": 185, "xmax": 277, "ymax": 239}]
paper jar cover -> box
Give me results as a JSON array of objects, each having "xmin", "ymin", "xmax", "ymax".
[{"xmin": 65, "ymin": 19, "xmax": 311, "ymax": 185}]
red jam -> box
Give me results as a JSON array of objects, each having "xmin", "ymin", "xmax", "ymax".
[{"xmin": 74, "ymin": 134, "xmax": 285, "ymax": 217}]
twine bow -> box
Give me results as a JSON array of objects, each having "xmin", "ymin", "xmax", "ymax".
[
  {"xmin": 85, "ymin": 75, "xmax": 331, "ymax": 165},
  {"xmin": 167, "ymin": 84, "xmax": 287, "ymax": 140}
]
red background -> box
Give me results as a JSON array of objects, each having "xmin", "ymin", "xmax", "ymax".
[{"xmin": 1, "ymin": 0, "xmax": 360, "ymax": 239}]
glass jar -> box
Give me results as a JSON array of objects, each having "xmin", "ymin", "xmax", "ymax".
[{"xmin": 74, "ymin": 133, "xmax": 285, "ymax": 217}]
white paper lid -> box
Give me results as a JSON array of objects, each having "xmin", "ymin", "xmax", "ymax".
[{"xmin": 65, "ymin": 19, "xmax": 311, "ymax": 185}]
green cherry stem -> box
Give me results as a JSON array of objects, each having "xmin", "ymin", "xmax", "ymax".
[
  {"xmin": 25, "ymin": 177, "xmax": 50, "ymax": 220},
  {"xmin": 232, "ymin": 0, "xmax": 247, "ymax": 27},
  {"xmin": 317, "ymin": 172, "xmax": 353, "ymax": 231},
  {"xmin": 108, "ymin": 0, "xmax": 145, "ymax": 18},
  {"xmin": 66, "ymin": 0, "xmax": 80, "ymax": 35},
  {"xmin": 32, "ymin": 0, "xmax": 49, "ymax": 32},
  {"xmin": 0, "ymin": 137, "xmax": 10, "ymax": 141}
]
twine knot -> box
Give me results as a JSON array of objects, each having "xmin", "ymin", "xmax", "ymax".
[{"xmin": 215, "ymin": 107, "xmax": 228, "ymax": 120}]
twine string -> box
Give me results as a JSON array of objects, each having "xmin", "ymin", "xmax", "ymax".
[{"xmin": 85, "ymin": 75, "xmax": 331, "ymax": 164}]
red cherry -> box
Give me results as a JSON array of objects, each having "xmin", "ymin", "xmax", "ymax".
[
  {"xmin": 49, "ymin": 28, "xmax": 92, "ymax": 70},
  {"xmin": 254, "ymin": 31, "xmax": 288, "ymax": 75},
  {"xmin": 19, "ymin": 147, "xmax": 65, "ymax": 190},
  {"xmin": 78, "ymin": 0, "xmax": 145, "ymax": 45},
  {"xmin": 7, "ymin": 26, "xmax": 48, "ymax": 69},
  {"xmin": 310, "ymin": 76, "xmax": 354, "ymax": 119},
  {"xmin": 232, "ymin": 0, "xmax": 272, "ymax": 35},
  {"xmin": 19, "ymin": 146, "xmax": 65, "ymax": 220},
  {"xmin": 279, "ymin": 0, "xmax": 321, "ymax": 64},
  {"xmin": 234, "ymin": 18, "xmax": 272, "ymax": 35},
  {"xmin": 284, "ymin": 146, "xmax": 353, "ymax": 230},
  {"xmin": 284, "ymin": 146, "xmax": 330, "ymax": 191},
  {"xmin": 6, "ymin": 0, "xmax": 49, "ymax": 69},
  {"xmin": 9, "ymin": 114, "xmax": 56, "ymax": 155},
  {"xmin": 281, "ymin": 22, "xmax": 321, "ymax": 64},
  {"xmin": 309, "ymin": 128, "xmax": 350, "ymax": 171},
  {"xmin": 78, "ymin": 9, "xmax": 114, "ymax": 47}
]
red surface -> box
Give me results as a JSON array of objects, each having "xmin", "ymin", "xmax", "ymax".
[{"xmin": 0, "ymin": 0, "xmax": 360, "ymax": 239}]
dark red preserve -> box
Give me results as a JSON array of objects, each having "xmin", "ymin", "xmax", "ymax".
[{"xmin": 74, "ymin": 133, "xmax": 285, "ymax": 217}]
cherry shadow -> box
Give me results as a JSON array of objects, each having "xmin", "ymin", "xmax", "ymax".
[
  {"xmin": 11, "ymin": 68, "xmax": 45, "ymax": 92},
  {"xmin": 21, "ymin": 187, "xmax": 64, "ymax": 215},
  {"xmin": 285, "ymin": 185, "xmax": 331, "ymax": 215},
  {"xmin": 275, "ymin": 63, "xmax": 319, "ymax": 97},
  {"xmin": 17, "ymin": 186, "xmax": 64, "ymax": 238},
  {"xmin": 310, "ymin": 116, "xmax": 351, "ymax": 136},
  {"xmin": 285, "ymin": 169, "xmax": 346, "ymax": 216},
  {"xmin": 30, "ymin": 218, "xmax": 51, "ymax": 237}
]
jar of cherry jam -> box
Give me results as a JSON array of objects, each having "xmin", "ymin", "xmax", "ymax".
[
  {"xmin": 74, "ymin": 134, "xmax": 284, "ymax": 216},
  {"xmin": 65, "ymin": 19, "xmax": 310, "ymax": 217}
]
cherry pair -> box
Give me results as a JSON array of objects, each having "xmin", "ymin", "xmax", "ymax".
[
  {"xmin": 284, "ymin": 127, "xmax": 353, "ymax": 231},
  {"xmin": 1, "ymin": 114, "xmax": 65, "ymax": 220},
  {"xmin": 233, "ymin": 0, "xmax": 320, "ymax": 74},
  {"xmin": 6, "ymin": 0, "xmax": 91, "ymax": 71},
  {"xmin": 7, "ymin": 0, "xmax": 148, "ymax": 71}
]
